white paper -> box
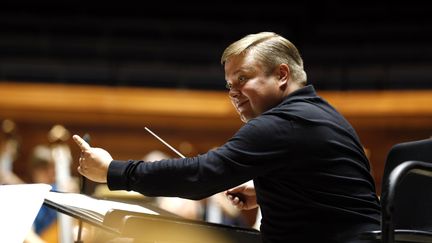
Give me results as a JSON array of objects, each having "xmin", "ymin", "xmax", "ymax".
[
  {"xmin": 45, "ymin": 191, "xmax": 159, "ymax": 217},
  {"xmin": 0, "ymin": 183, "xmax": 52, "ymax": 243}
]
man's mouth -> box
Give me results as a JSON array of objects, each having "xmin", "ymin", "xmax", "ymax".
[{"xmin": 237, "ymin": 100, "xmax": 248, "ymax": 109}]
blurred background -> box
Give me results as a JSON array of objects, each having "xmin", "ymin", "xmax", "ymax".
[{"xmin": 1, "ymin": 2, "xmax": 432, "ymax": 240}]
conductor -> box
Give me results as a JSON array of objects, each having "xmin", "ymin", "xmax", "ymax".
[{"xmin": 73, "ymin": 32, "xmax": 381, "ymax": 243}]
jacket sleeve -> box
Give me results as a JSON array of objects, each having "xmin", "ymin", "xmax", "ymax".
[{"xmin": 107, "ymin": 116, "xmax": 291, "ymax": 199}]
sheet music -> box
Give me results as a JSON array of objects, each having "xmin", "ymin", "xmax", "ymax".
[
  {"xmin": 0, "ymin": 183, "xmax": 52, "ymax": 243},
  {"xmin": 45, "ymin": 191, "xmax": 159, "ymax": 219}
]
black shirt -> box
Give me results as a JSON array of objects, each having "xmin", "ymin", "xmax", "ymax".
[{"xmin": 108, "ymin": 85, "xmax": 381, "ymax": 242}]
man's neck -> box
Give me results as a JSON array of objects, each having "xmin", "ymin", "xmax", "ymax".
[{"xmin": 284, "ymin": 81, "xmax": 303, "ymax": 97}]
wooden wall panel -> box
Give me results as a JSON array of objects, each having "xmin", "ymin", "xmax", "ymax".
[{"xmin": 1, "ymin": 82, "xmax": 431, "ymax": 194}]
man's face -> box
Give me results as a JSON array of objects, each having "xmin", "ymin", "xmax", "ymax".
[{"xmin": 224, "ymin": 54, "xmax": 284, "ymax": 122}]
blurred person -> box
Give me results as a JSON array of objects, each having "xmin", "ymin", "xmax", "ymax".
[
  {"xmin": 144, "ymin": 150, "xmax": 203, "ymax": 220},
  {"xmin": 146, "ymin": 147, "xmax": 252, "ymax": 226},
  {"xmin": 0, "ymin": 119, "xmax": 24, "ymax": 185},
  {"xmin": 72, "ymin": 32, "xmax": 381, "ymax": 243},
  {"xmin": 26, "ymin": 145, "xmax": 58, "ymax": 243},
  {"xmin": 26, "ymin": 143, "xmax": 79, "ymax": 243},
  {"xmin": 47, "ymin": 124, "xmax": 78, "ymax": 243}
]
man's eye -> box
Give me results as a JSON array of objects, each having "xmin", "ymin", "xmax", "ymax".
[{"xmin": 238, "ymin": 76, "xmax": 247, "ymax": 84}]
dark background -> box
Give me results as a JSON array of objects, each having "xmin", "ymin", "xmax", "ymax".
[{"xmin": 1, "ymin": 2, "xmax": 432, "ymax": 90}]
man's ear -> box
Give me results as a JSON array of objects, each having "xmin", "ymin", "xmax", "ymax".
[{"xmin": 278, "ymin": 64, "xmax": 290, "ymax": 89}]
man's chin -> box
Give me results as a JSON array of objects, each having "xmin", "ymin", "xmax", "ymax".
[{"xmin": 239, "ymin": 113, "xmax": 253, "ymax": 123}]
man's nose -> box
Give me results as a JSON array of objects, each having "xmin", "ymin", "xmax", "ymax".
[{"xmin": 229, "ymin": 88, "xmax": 240, "ymax": 98}]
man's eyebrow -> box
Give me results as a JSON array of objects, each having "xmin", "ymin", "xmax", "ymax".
[
  {"xmin": 233, "ymin": 67, "xmax": 253, "ymax": 76},
  {"xmin": 225, "ymin": 66, "xmax": 254, "ymax": 82}
]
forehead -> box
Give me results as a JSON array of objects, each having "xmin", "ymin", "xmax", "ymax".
[{"xmin": 224, "ymin": 54, "xmax": 261, "ymax": 80}]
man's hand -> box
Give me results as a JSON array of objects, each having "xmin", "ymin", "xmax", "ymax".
[
  {"xmin": 225, "ymin": 182, "xmax": 258, "ymax": 210},
  {"xmin": 73, "ymin": 135, "xmax": 113, "ymax": 183}
]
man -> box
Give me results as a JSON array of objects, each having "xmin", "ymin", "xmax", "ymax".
[{"xmin": 73, "ymin": 32, "xmax": 381, "ymax": 242}]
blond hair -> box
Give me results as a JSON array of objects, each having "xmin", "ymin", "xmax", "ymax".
[{"xmin": 221, "ymin": 32, "xmax": 307, "ymax": 85}]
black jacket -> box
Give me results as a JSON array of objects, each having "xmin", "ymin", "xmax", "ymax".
[{"xmin": 108, "ymin": 85, "xmax": 381, "ymax": 242}]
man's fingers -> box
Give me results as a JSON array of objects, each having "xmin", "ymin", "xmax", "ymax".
[
  {"xmin": 233, "ymin": 196, "xmax": 240, "ymax": 204},
  {"xmin": 236, "ymin": 201, "xmax": 244, "ymax": 209},
  {"xmin": 73, "ymin": 134, "xmax": 91, "ymax": 151},
  {"xmin": 227, "ymin": 187, "xmax": 240, "ymax": 194},
  {"xmin": 77, "ymin": 166, "xmax": 85, "ymax": 175}
]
